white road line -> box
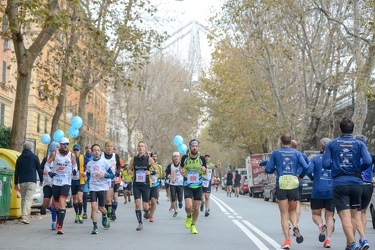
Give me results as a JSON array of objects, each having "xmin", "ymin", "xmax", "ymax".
[
  {"xmin": 228, "ymin": 216, "xmax": 234, "ymax": 218},
  {"xmin": 233, "ymin": 220, "xmax": 270, "ymax": 250},
  {"xmin": 211, "ymin": 196, "xmax": 235, "ymax": 212},
  {"xmin": 210, "ymin": 196, "xmax": 227, "ymax": 212},
  {"xmin": 237, "ymin": 216, "xmax": 243, "ymax": 219},
  {"xmin": 242, "ymin": 220, "xmax": 280, "ymax": 249}
]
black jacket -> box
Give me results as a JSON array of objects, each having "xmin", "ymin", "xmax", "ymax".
[{"xmin": 14, "ymin": 149, "xmax": 43, "ymax": 185}]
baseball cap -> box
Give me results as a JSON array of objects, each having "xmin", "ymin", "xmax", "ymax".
[
  {"xmin": 60, "ymin": 137, "xmax": 69, "ymax": 144},
  {"xmin": 204, "ymin": 154, "xmax": 210, "ymax": 157},
  {"xmin": 73, "ymin": 144, "xmax": 81, "ymax": 150}
]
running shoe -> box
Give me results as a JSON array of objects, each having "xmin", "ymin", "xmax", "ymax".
[
  {"xmin": 200, "ymin": 203, "xmax": 204, "ymax": 211},
  {"xmin": 173, "ymin": 211, "xmax": 178, "ymax": 217},
  {"xmin": 136, "ymin": 223, "xmax": 143, "ymax": 231},
  {"xmin": 293, "ymin": 227, "xmax": 303, "ymax": 244},
  {"xmin": 323, "ymin": 239, "xmax": 331, "ymax": 248},
  {"xmin": 205, "ymin": 211, "xmax": 209, "ymax": 217},
  {"xmin": 190, "ymin": 224, "xmax": 198, "ymax": 234},
  {"xmin": 91, "ymin": 227, "xmax": 98, "ymax": 234},
  {"xmin": 150, "ymin": 216, "xmax": 154, "ymax": 222},
  {"xmin": 74, "ymin": 214, "xmax": 79, "ymax": 223},
  {"xmin": 169, "ymin": 206, "xmax": 173, "ymax": 211},
  {"xmin": 111, "ymin": 212, "xmax": 116, "ymax": 221},
  {"xmin": 185, "ymin": 215, "xmax": 192, "ymax": 228},
  {"xmin": 128, "ymin": 198, "xmax": 131, "ymax": 202},
  {"xmin": 56, "ymin": 218, "xmax": 60, "ymax": 229},
  {"xmin": 104, "ymin": 217, "xmax": 110, "ymax": 228},
  {"xmin": 144, "ymin": 210, "xmax": 150, "ymax": 219},
  {"xmin": 359, "ymin": 238, "xmax": 369, "ymax": 250},
  {"xmin": 345, "ymin": 242, "xmax": 360, "ymax": 250},
  {"xmin": 178, "ymin": 202, "xmax": 183, "ymax": 209},
  {"xmin": 78, "ymin": 214, "xmax": 83, "ymax": 224},
  {"xmin": 124, "ymin": 200, "xmax": 127, "ymax": 204},
  {"xmin": 281, "ymin": 238, "xmax": 291, "ymax": 249},
  {"xmin": 51, "ymin": 222, "xmax": 56, "ymax": 230},
  {"xmin": 57, "ymin": 226, "xmax": 64, "ymax": 235},
  {"xmin": 102, "ymin": 214, "xmax": 108, "ymax": 227},
  {"xmin": 319, "ymin": 224, "xmax": 327, "ymax": 242},
  {"xmin": 82, "ymin": 213, "xmax": 88, "ymax": 219}
]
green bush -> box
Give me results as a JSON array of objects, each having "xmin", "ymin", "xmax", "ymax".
[{"xmin": 0, "ymin": 126, "xmax": 11, "ymax": 148}]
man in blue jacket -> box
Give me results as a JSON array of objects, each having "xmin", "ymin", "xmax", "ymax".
[
  {"xmin": 265, "ymin": 134, "xmax": 309, "ymax": 249},
  {"xmin": 322, "ymin": 118, "xmax": 372, "ymax": 250},
  {"xmin": 307, "ymin": 138, "xmax": 334, "ymax": 248},
  {"xmin": 14, "ymin": 142, "xmax": 43, "ymax": 224}
]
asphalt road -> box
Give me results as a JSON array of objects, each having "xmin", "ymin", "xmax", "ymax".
[{"xmin": 0, "ymin": 189, "xmax": 374, "ymax": 250}]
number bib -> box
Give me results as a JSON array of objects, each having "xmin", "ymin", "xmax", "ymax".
[
  {"xmin": 187, "ymin": 171, "xmax": 199, "ymax": 183},
  {"xmin": 279, "ymin": 175, "xmax": 299, "ymax": 190},
  {"xmin": 152, "ymin": 175, "xmax": 158, "ymax": 184},
  {"xmin": 202, "ymin": 180, "xmax": 210, "ymax": 187},
  {"xmin": 136, "ymin": 170, "xmax": 146, "ymax": 182}
]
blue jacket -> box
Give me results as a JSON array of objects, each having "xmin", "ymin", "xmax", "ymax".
[
  {"xmin": 322, "ymin": 134, "xmax": 372, "ymax": 187},
  {"xmin": 14, "ymin": 149, "xmax": 42, "ymax": 185},
  {"xmin": 265, "ymin": 147, "xmax": 309, "ymax": 188},
  {"xmin": 307, "ymin": 153, "xmax": 333, "ymax": 199}
]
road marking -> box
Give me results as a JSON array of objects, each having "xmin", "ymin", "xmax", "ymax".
[
  {"xmin": 233, "ymin": 220, "xmax": 270, "ymax": 250},
  {"xmin": 211, "ymin": 195, "xmax": 279, "ymax": 250}
]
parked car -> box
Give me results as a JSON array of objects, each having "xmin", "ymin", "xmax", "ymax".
[
  {"xmin": 300, "ymin": 176, "xmax": 313, "ymax": 201},
  {"xmin": 263, "ymin": 177, "xmax": 276, "ymax": 202},
  {"xmin": 239, "ymin": 176, "xmax": 249, "ymax": 195}
]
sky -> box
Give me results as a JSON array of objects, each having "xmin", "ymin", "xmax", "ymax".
[{"xmin": 150, "ymin": 0, "xmax": 222, "ymax": 69}]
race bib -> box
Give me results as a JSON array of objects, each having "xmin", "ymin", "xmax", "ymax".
[
  {"xmin": 279, "ymin": 175, "xmax": 299, "ymax": 190},
  {"xmin": 56, "ymin": 178, "xmax": 63, "ymax": 185},
  {"xmin": 151, "ymin": 175, "xmax": 158, "ymax": 184},
  {"xmin": 187, "ymin": 171, "xmax": 199, "ymax": 183},
  {"xmin": 136, "ymin": 170, "xmax": 146, "ymax": 182},
  {"xmin": 202, "ymin": 180, "xmax": 210, "ymax": 187}
]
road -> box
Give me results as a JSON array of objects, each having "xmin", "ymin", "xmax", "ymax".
[{"xmin": 0, "ymin": 189, "xmax": 374, "ymax": 250}]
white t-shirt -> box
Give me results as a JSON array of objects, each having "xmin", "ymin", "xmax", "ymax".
[
  {"xmin": 170, "ymin": 163, "xmax": 183, "ymax": 186},
  {"xmin": 86, "ymin": 158, "xmax": 112, "ymax": 191},
  {"xmin": 52, "ymin": 152, "xmax": 73, "ymax": 186},
  {"xmin": 43, "ymin": 157, "xmax": 53, "ymax": 186}
]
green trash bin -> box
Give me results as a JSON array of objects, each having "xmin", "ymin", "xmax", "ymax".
[{"xmin": 0, "ymin": 158, "xmax": 14, "ymax": 220}]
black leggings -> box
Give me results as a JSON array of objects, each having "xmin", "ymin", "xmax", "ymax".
[{"xmin": 83, "ymin": 192, "xmax": 88, "ymax": 213}]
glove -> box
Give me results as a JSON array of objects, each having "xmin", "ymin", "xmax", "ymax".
[
  {"xmin": 72, "ymin": 169, "xmax": 77, "ymax": 176},
  {"xmin": 115, "ymin": 171, "xmax": 120, "ymax": 177},
  {"xmin": 48, "ymin": 172, "xmax": 57, "ymax": 178}
]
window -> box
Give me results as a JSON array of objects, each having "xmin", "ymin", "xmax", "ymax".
[
  {"xmin": 88, "ymin": 113, "xmax": 94, "ymax": 127},
  {"xmin": 44, "ymin": 116, "xmax": 48, "ymax": 133},
  {"xmin": 37, "ymin": 113, "xmax": 40, "ymax": 133},
  {"xmin": 0, "ymin": 103, "xmax": 5, "ymax": 126},
  {"xmin": 38, "ymin": 79, "xmax": 42, "ymax": 97},
  {"xmin": 2, "ymin": 60, "xmax": 6, "ymax": 83}
]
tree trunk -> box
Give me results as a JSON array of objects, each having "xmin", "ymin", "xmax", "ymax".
[{"xmin": 76, "ymin": 88, "xmax": 90, "ymax": 146}]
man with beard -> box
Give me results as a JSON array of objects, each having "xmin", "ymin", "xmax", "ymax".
[
  {"xmin": 47, "ymin": 137, "xmax": 78, "ymax": 234},
  {"xmin": 180, "ymin": 139, "xmax": 207, "ymax": 234}
]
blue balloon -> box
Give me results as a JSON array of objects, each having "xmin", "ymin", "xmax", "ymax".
[
  {"xmin": 178, "ymin": 143, "xmax": 188, "ymax": 154},
  {"xmin": 173, "ymin": 135, "xmax": 184, "ymax": 147},
  {"xmin": 68, "ymin": 126, "xmax": 79, "ymax": 138},
  {"xmin": 53, "ymin": 130, "xmax": 65, "ymax": 142},
  {"xmin": 71, "ymin": 116, "xmax": 83, "ymax": 129},
  {"xmin": 40, "ymin": 134, "xmax": 51, "ymax": 145}
]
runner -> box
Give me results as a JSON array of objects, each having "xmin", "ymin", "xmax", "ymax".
[
  {"xmin": 201, "ymin": 154, "xmax": 219, "ymax": 216},
  {"xmin": 47, "ymin": 137, "xmax": 78, "ymax": 234},
  {"xmin": 307, "ymin": 138, "xmax": 334, "ymax": 248},
  {"xmin": 322, "ymin": 118, "xmax": 372, "ymax": 250},
  {"xmin": 354, "ymin": 134, "xmax": 374, "ymax": 250},
  {"xmin": 83, "ymin": 144, "xmax": 115, "ymax": 234},
  {"xmin": 82, "ymin": 144, "xmax": 93, "ymax": 220},
  {"xmin": 149, "ymin": 152, "xmax": 163, "ymax": 222},
  {"xmin": 265, "ymin": 134, "xmax": 309, "ymax": 249},
  {"xmin": 41, "ymin": 142, "xmax": 59, "ymax": 230},
  {"xmin": 126, "ymin": 141, "xmax": 159, "ymax": 231},
  {"xmin": 180, "ymin": 139, "xmax": 207, "ymax": 234},
  {"xmin": 101, "ymin": 141, "xmax": 122, "ymax": 221},
  {"xmin": 233, "ymin": 170, "xmax": 241, "ymax": 197},
  {"xmin": 226, "ymin": 169, "xmax": 233, "ymax": 197},
  {"xmin": 121, "ymin": 161, "xmax": 132, "ymax": 204},
  {"xmin": 71, "ymin": 144, "xmax": 85, "ymax": 224},
  {"xmin": 167, "ymin": 152, "xmax": 184, "ymax": 217}
]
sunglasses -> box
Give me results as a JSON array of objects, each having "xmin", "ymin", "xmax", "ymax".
[
  {"xmin": 61, "ymin": 143, "xmax": 69, "ymax": 146},
  {"xmin": 73, "ymin": 149, "xmax": 80, "ymax": 151}
]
